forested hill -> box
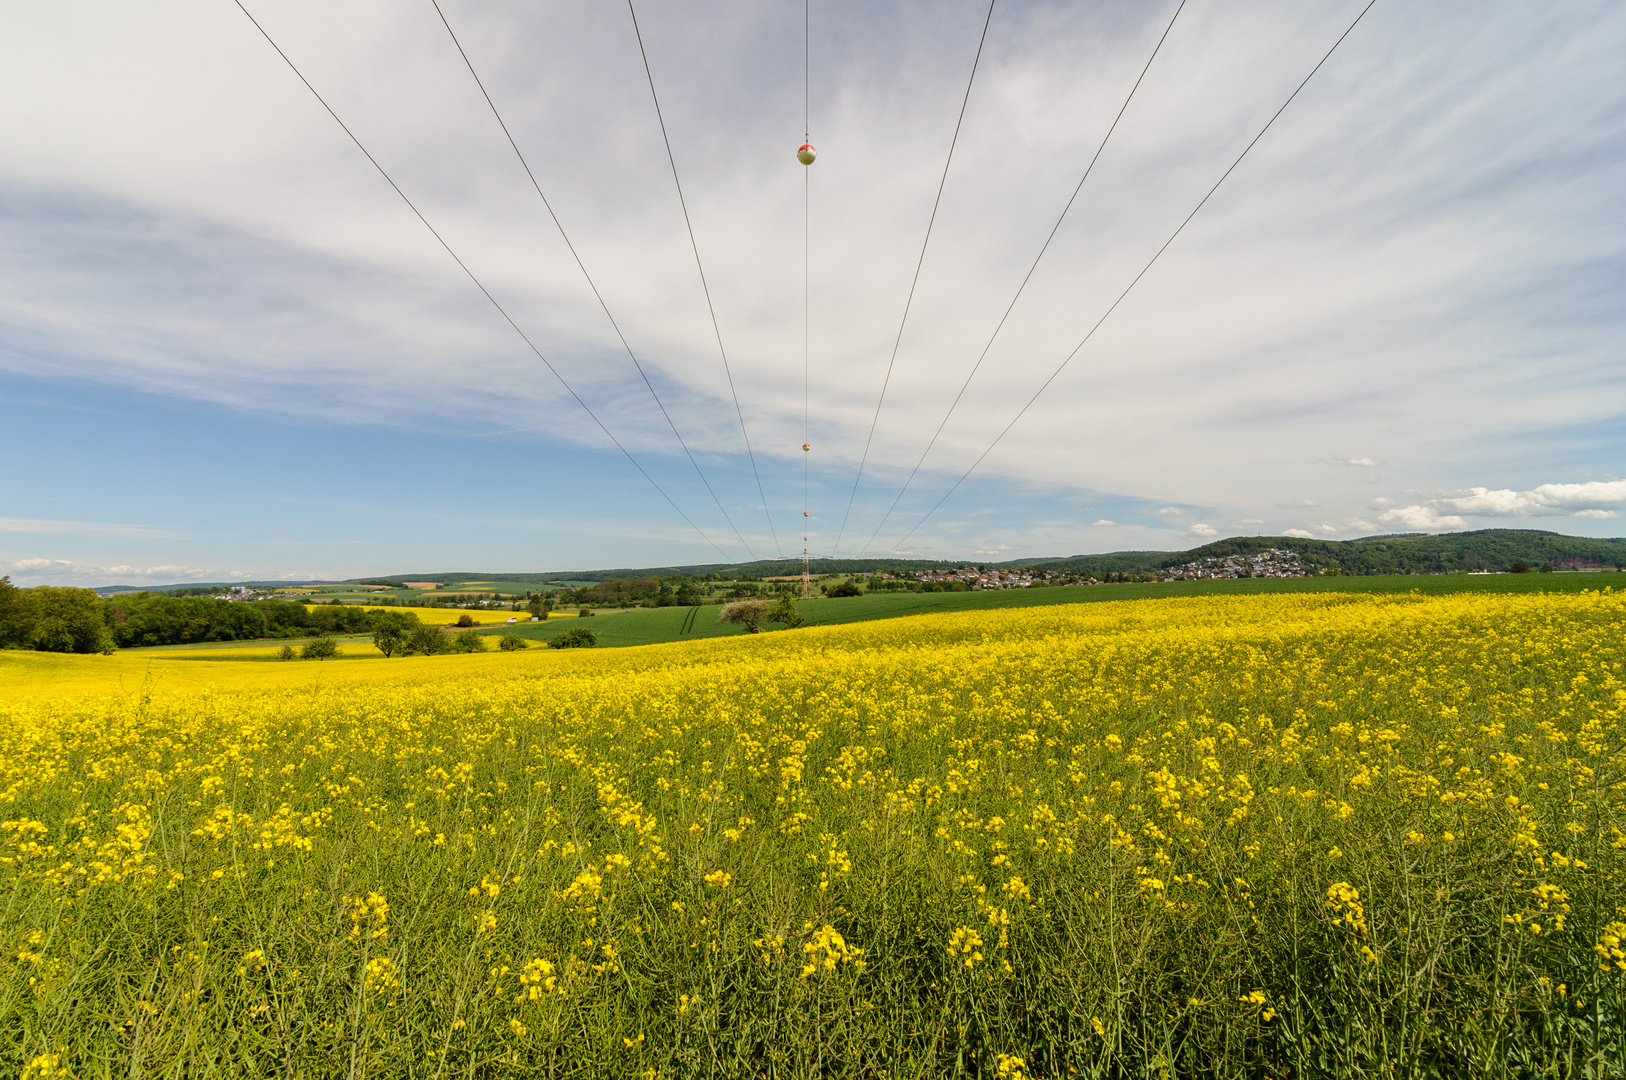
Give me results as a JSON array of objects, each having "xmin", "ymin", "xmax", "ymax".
[
  {"xmin": 1032, "ymin": 529, "xmax": 1626, "ymax": 577},
  {"xmin": 380, "ymin": 529, "xmax": 1624, "ymax": 583}
]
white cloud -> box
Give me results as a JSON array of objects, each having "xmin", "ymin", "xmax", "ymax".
[
  {"xmin": 1321, "ymin": 457, "xmax": 1384, "ymax": 467},
  {"xmin": 1283, "ymin": 528, "xmax": 1315, "ymax": 538},
  {"xmin": 1188, "ymin": 523, "xmax": 1218, "ymax": 537},
  {"xmin": 1240, "ymin": 518, "xmax": 1265, "ymax": 524},
  {"xmin": 1432, "ymin": 480, "xmax": 1626, "ymax": 518},
  {"xmin": 1366, "ymin": 480, "xmax": 1626, "ymax": 537},
  {"xmin": 1378, "ymin": 505, "xmax": 1468, "ymax": 531},
  {"xmin": 1091, "ymin": 519, "xmax": 1117, "ymax": 527},
  {"xmin": 1311, "ymin": 517, "xmax": 1375, "ymax": 536},
  {"xmin": 975, "ymin": 544, "xmax": 1014, "ymax": 555},
  {"xmin": 1153, "ymin": 507, "xmax": 1185, "ymax": 518},
  {"xmin": 1370, "ymin": 497, "xmax": 1395, "ymax": 507}
]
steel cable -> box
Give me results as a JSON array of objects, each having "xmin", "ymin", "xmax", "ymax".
[
  {"xmin": 429, "ymin": 0, "xmax": 758, "ymax": 561},
  {"xmin": 855, "ymin": 0, "xmax": 1188, "ymax": 557},
  {"xmin": 882, "ymin": 0, "xmax": 1381, "ymax": 557},
  {"xmin": 232, "ymin": 0, "xmax": 735, "ymax": 562},
  {"xmin": 832, "ymin": 0, "xmax": 997, "ymax": 555},
  {"xmin": 627, "ymin": 0, "xmax": 784, "ymax": 558}
]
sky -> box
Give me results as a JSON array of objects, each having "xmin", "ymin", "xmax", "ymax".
[{"xmin": 2, "ymin": 0, "xmax": 1623, "ymax": 586}]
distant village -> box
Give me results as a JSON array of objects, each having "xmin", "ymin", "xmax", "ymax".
[
  {"xmin": 887, "ymin": 548, "xmax": 1308, "ymax": 589},
  {"xmin": 1162, "ymin": 548, "xmax": 1308, "ymax": 580}
]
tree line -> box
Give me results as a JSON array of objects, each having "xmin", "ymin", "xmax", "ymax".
[{"xmin": 0, "ymin": 578, "xmax": 432, "ymax": 653}]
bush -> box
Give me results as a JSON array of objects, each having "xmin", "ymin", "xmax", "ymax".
[
  {"xmin": 578, "ymin": 607, "xmax": 595, "ymax": 617},
  {"xmin": 498, "ymin": 633, "xmax": 528, "ymax": 651},
  {"xmin": 456, "ymin": 613, "xmax": 475, "ymax": 627},
  {"xmin": 825, "ymin": 580, "xmax": 863, "ymax": 598},
  {"xmin": 718, "ymin": 600, "xmax": 770, "ymax": 634},
  {"xmin": 1510, "ymin": 561, "xmax": 1533, "ymax": 574},
  {"xmin": 300, "ymin": 636, "xmax": 338, "ymax": 660},
  {"xmin": 548, "ymin": 626, "xmax": 597, "ymax": 649},
  {"xmin": 450, "ymin": 630, "xmax": 487, "ymax": 653},
  {"xmin": 277, "ymin": 644, "xmax": 296, "ymax": 661}
]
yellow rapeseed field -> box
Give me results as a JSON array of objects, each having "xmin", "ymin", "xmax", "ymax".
[
  {"xmin": 305, "ymin": 604, "xmax": 526, "ymax": 627},
  {"xmin": 2, "ymin": 590, "xmax": 1623, "ymax": 1077}
]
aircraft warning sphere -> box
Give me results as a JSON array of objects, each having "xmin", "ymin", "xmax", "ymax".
[
  {"xmin": 802, "ymin": 442, "xmax": 810, "ymax": 451},
  {"xmin": 797, "ymin": 144, "xmax": 816, "ymax": 165}
]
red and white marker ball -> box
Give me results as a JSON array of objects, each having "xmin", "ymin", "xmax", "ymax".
[{"xmin": 797, "ymin": 144, "xmax": 816, "ymax": 165}]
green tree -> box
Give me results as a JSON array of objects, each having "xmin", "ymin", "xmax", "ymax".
[
  {"xmin": 27, "ymin": 586, "xmax": 114, "ymax": 653},
  {"xmin": 824, "ymin": 580, "xmax": 863, "ymax": 598},
  {"xmin": 404, "ymin": 625, "xmax": 451, "ymax": 656},
  {"xmin": 766, "ymin": 596, "xmax": 804, "ymax": 629},
  {"xmin": 450, "ymin": 630, "xmax": 487, "ymax": 653},
  {"xmin": 301, "ymin": 636, "xmax": 338, "ymax": 660},
  {"xmin": 372, "ymin": 611, "xmax": 413, "ymax": 657},
  {"xmin": 456, "ymin": 612, "xmax": 476, "ymax": 627},
  {"xmin": 277, "ymin": 644, "xmax": 296, "ymax": 660},
  {"xmin": 549, "ymin": 626, "xmax": 596, "ymax": 649},
  {"xmin": 0, "ymin": 576, "xmax": 35, "ymax": 648},
  {"xmin": 498, "ymin": 633, "xmax": 528, "ymax": 651}
]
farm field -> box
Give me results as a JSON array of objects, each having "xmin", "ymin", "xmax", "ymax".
[
  {"xmin": 2, "ymin": 588, "xmax": 1624, "ymax": 1076},
  {"xmin": 487, "ymin": 571, "xmax": 1619, "ymax": 650},
  {"xmin": 305, "ymin": 604, "xmax": 524, "ymax": 627}
]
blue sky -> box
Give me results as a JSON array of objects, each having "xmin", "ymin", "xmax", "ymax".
[{"xmin": 2, "ymin": 0, "xmax": 1623, "ymax": 585}]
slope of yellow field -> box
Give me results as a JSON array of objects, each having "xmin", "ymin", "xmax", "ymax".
[
  {"xmin": 302, "ymin": 603, "xmax": 530, "ymax": 626},
  {"xmin": 2, "ymin": 589, "xmax": 1623, "ymax": 1076}
]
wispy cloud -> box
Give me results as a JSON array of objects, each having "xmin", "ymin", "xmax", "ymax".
[
  {"xmin": 1092, "ymin": 519, "xmax": 1118, "ymax": 527},
  {"xmin": 1188, "ymin": 523, "xmax": 1217, "ymax": 537},
  {"xmin": 0, "ymin": 517, "xmax": 183, "ymax": 538},
  {"xmin": 2, "ymin": 557, "xmax": 223, "ymax": 582}
]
